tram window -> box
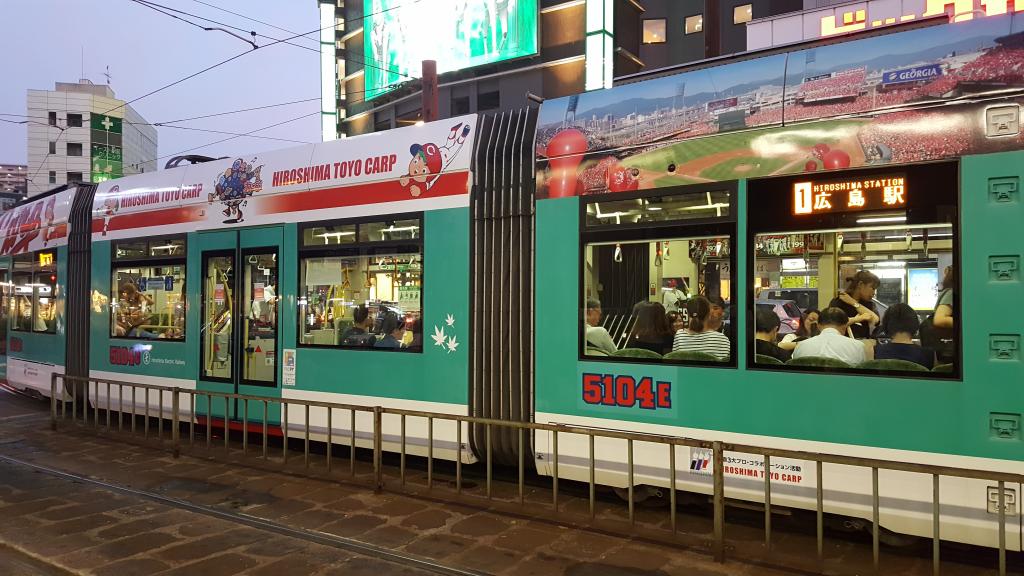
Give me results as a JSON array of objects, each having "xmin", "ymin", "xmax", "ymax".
[
  {"xmin": 584, "ymin": 191, "xmax": 731, "ymax": 228},
  {"xmin": 12, "ymin": 257, "xmax": 33, "ymax": 332},
  {"xmin": 0, "ymin": 270, "xmax": 8, "ymax": 353},
  {"xmin": 298, "ymin": 216, "xmax": 422, "ymax": 351},
  {"xmin": 752, "ymin": 225, "xmax": 958, "ymax": 373},
  {"xmin": 582, "ymin": 235, "xmax": 734, "ymax": 363},
  {"xmin": 110, "ymin": 236, "xmax": 187, "ymax": 341}
]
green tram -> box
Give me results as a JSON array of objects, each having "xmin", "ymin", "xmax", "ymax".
[{"xmin": 2, "ymin": 11, "xmax": 1023, "ymax": 551}]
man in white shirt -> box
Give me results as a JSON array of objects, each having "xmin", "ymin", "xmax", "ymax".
[
  {"xmin": 584, "ymin": 298, "xmax": 618, "ymax": 356},
  {"xmin": 791, "ymin": 307, "xmax": 867, "ymax": 365},
  {"xmin": 662, "ymin": 283, "xmax": 688, "ymax": 313}
]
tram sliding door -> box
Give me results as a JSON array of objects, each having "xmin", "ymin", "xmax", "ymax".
[
  {"xmin": 196, "ymin": 227, "xmax": 282, "ymax": 425},
  {"xmin": 0, "ymin": 266, "xmax": 8, "ymax": 380}
]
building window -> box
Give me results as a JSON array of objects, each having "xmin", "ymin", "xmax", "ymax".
[
  {"xmin": 685, "ymin": 14, "xmax": 704, "ymax": 34},
  {"xmin": 478, "ymin": 90, "xmax": 500, "ymax": 111},
  {"xmin": 48, "ymin": 171, "xmax": 56, "ymax": 184},
  {"xmin": 66, "ymin": 113, "xmax": 83, "ymax": 128},
  {"xmin": 67, "ymin": 172, "xmax": 83, "ymax": 183},
  {"xmin": 298, "ymin": 215, "xmax": 422, "ymax": 351},
  {"xmin": 48, "ymin": 112, "xmax": 57, "ymax": 126},
  {"xmin": 452, "ymin": 95, "xmax": 470, "ymax": 115},
  {"xmin": 12, "ymin": 252, "xmax": 57, "ymax": 334},
  {"xmin": 111, "ymin": 237, "xmax": 187, "ymax": 341},
  {"xmin": 581, "ymin": 186, "xmax": 736, "ymax": 364},
  {"xmin": 48, "ymin": 141, "xmax": 56, "ymax": 154},
  {"xmin": 642, "ymin": 19, "xmax": 667, "ymax": 44},
  {"xmin": 734, "ymin": 4, "xmax": 753, "ymax": 24},
  {"xmin": 67, "ymin": 143, "xmax": 82, "ymax": 157}
]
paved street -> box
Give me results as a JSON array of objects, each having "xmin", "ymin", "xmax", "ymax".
[{"xmin": 0, "ymin": 390, "xmax": 1018, "ymax": 576}]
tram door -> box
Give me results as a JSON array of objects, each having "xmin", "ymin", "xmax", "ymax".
[{"xmin": 197, "ymin": 227, "xmax": 282, "ymax": 422}]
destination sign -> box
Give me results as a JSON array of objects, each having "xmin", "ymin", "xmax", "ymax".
[{"xmin": 793, "ymin": 175, "xmax": 906, "ymax": 215}]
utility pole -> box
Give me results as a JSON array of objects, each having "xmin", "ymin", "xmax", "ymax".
[{"xmin": 421, "ymin": 60, "xmax": 438, "ymax": 122}]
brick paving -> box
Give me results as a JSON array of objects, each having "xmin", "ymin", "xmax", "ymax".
[{"xmin": 0, "ymin": 390, "xmax": 1018, "ymax": 575}]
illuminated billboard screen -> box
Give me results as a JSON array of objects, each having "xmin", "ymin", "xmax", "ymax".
[{"xmin": 363, "ymin": 0, "xmax": 538, "ymax": 100}]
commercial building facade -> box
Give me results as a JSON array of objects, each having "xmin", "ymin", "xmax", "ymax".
[
  {"xmin": 317, "ymin": 0, "xmax": 803, "ymax": 138},
  {"xmin": 26, "ymin": 80, "xmax": 157, "ymax": 197},
  {"xmin": 0, "ymin": 163, "xmax": 27, "ymax": 201}
]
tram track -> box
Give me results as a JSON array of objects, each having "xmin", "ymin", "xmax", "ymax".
[{"xmin": 0, "ymin": 453, "xmax": 487, "ymax": 576}]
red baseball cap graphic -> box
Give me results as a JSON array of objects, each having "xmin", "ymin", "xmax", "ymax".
[{"xmin": 410, "ymin": 143, "xmax": 442, "ymax": 173}]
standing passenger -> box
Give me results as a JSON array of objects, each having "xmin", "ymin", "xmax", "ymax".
[
  {"xmin": 672, "ymin": 296, "xmax": 730, "ymax": 360},
  {"xmin": 830, "ymin": 271, "xmax": 880, "ymax": 339}
]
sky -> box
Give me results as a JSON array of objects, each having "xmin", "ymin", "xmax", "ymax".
[{"xmin": 0, "ymin": 0, "xmax": 321, "ymax": 170}]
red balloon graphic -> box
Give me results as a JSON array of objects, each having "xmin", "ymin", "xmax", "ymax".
[
  {"xmin": 811, "ymin": 143, "xmax": 830, "ymax": 159},
  {"xmin": 822, "ymin": 149, "xmax": 851, "ymax": 170},
  {"xmin": 804, "ymin": 160, "xmax": 819, "ymax": 172},
  {"xmin": 545, "ymin": 129, "xmax": 589, "ymax": 198}
]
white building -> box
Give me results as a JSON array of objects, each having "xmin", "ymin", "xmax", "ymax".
[{"xmin": 26, "ymin": 80, "xmax": 157, "ymax": 197}]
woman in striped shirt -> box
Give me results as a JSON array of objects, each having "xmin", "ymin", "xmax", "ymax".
[{"xmin": 672, "ymin": 296, "xmax": 731, "ymax": 360}]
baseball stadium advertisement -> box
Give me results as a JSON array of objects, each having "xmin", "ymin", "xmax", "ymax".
[
  {"xmin": 364, "ymin": 0, "xmax": 538, "ymax": 100},
  {"xmin": 535, "ymin": 14, "xmax": 1024, "ymax": 198}
]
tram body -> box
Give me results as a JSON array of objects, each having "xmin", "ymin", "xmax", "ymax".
[{"xmin": 2, "ymin": 11, "xmax": 1022, "ymax": 550}]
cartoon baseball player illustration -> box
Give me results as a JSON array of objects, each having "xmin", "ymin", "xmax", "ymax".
[
  {"xmin": 41, "ymin": 197, "xmax": 57, "ymax": 247},
  {"xmin": 209, "ymin": 158, "xmax": 263, "ymax": 224},
  {"xmin": 399, "ymin": 123, "xmax": 472, "ymax": 197},
  {"xmin": 100, "ymin": 186, "xmax": 119, "ymax": 236}
]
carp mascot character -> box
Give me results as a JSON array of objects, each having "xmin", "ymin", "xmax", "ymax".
[{"xmin": 400, "ymin": 123, "xmax": 471, "ymax": 197}]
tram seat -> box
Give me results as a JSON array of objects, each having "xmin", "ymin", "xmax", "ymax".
[
  {"xmin": 858, "ymin": 359, "xmax": 929, "ymax": 372},
  {"xmin": 753, "ymin": 354, "xmax": 784, "ymax": 365},
  {"xmin": 664, "ymin": 350, "xmax": 723, "ymax": 362},
  {"xmin": 585, "ymin": 347, "xmax": 610, "ymax": 357},
  {"xmin": 612, "ymin": 348, "xmax": 663, "ymax": 360},
  {"xmin": 786, "ymin": 356, "xmax": 851, "ymax": 369},
  {"xmin": 932, "ymin": 363, "xmax": 954, "ymax": 373}
]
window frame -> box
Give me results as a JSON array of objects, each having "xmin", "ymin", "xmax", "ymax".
[
  {"xmin": 642, "ymin": 18, "xmax": 668, "ymax": 44},
  {"xmin": 66, "ymin": 113, "xmax": 83, "ymax": 128},
  {"xmin": 66, "ymin": 142, "xmax": 83, "ymax": 157},
  {"xmin": 109, "ymin": 234, "xmax": 188, "ymax": 342},
  {"xmin": 579, "ymin": 181, "xmax": 739, "ymax": 367},
  {"xmin": 744, "ymin": 160, "xmax": 961, "ymax": 379},
  {"xmin": 296, "ymin": 212, "xmax": 424, "ymax": 352}
]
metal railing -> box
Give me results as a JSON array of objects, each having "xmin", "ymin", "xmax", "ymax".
[{"xmin": 50, "ymin": 373, "xmax": 1017, "ymax": 576}]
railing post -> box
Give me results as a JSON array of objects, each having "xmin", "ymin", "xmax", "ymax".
[
  {"xmin": 713, "ymin": 440, "xmax": 725, "ymax": 563},
  {"xmin": 171, "ymin": 388, "xmax": 180, "ymax": 458},
  {"xmin": 373, "ymin": 406, "xmax": 383, "ymax": 493},
  {"xmin": 50, "ymin": 374, "xmax": 57, "ymax": 431}
]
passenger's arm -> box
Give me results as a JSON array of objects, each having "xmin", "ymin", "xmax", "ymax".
[
  {"xmin": 592, "ymin": 328, "xmax": 619, "ymax": 355},
  {"xmin": 933, "ymin": 304, "xmax": 954, "ymax": 329}
]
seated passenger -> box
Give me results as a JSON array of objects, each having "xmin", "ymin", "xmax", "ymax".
[
  {"xmin": 829, "ymin": 271, "xmax": 880, "ymax": 339},
  {"xmin": 754, "ymin": 307, "xmax": 791, "ymax": 363},
  {"xmin": 407, "ymin": 317, "xmax": 423, "ymax": 350},
  {"xmin": 341, "ymin": 305, "xmax": 376, "ymax": 347},
  {"xmin": 874, "ymin": 303, "xmax": 934, "ymax": 369},
  {"xmin": 707, "ymin": 295, "xmax": 727, "ymax": 334},
  {"xmin": 779, "ymin": 308, "xmax": 819, "ymax": 350},
  {"xmin": 667, "ymin": 311, "xmax": 685, "ymax": 334},
  {"xmin": 672, "ymin": 296, "xmax": 730, "ymax": 360},
  {"xmin": 584, "ymin": 298, "xmax": 617, "ymax": 356},
  {"xmin": 626, "ymin": 301, "xmax": 673, "ymax": 355},
  {"xmin": 373, "ymin": 311, "xmax": 406, "ymax": 349},
  {"xmin": 791, "ymin": 307, "xmax": 866, "ymax": 365}
]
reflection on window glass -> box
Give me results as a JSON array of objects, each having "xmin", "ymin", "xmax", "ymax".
[
  {"xmin": 113, "ymin": 238, "xmax": 186, "ymax": 260},
  {"xmin": 111, "ymin": 265, "xmax": 185, "ymax": 340},
  {"xmin": 585, "ymin": 191, "xmax": 730, "ymax": 227},
  {"xmin": 11, "ymin": 252, "xmax": 57, "ymax": 334},
  {"xmin": 203, "ymin": 255, "xmax": 234, "ymax": 380},
  {"xmin": 752, "ymin": 225, "xmax": 957, "ymax": 373},
  {"xmin": 242, "ymin": 252, "xmax": 277, "ymax": 383},
  {"xmin": 298, "ymin": 252, "xmax": 422, "ymax": 350},
  {"xmin": 303, "ymin": 224, "xmax": 356, "ymax": 246},
  {"xmin": 685, "ymin": 14, "xmax": 703, "ymax": 34},
  {"xmin": 358, "ymin": 219, "xmax": 420, "ymax": 242},
  {"xmin": 583, "ymin": 236, "xmax": 732, "ymax": 362}
]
